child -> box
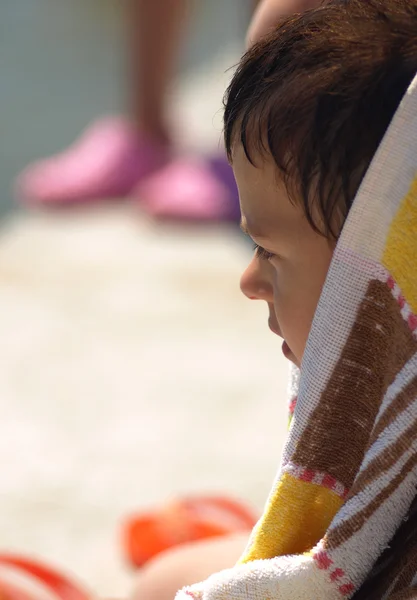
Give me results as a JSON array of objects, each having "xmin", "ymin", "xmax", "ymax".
[
  {"xmin": 135, "ymin": 1, "xmax": 417, "ymax": 599},
  {"xmin": 181, "ymin": 1, "xmax": 417, "ymax": 599}
]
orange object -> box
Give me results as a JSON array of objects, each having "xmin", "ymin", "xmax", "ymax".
[
  {"xmin": 0, "ymin": 554, "xmax": 91, "ymax": 600},
  {"xmin": 122, "ymin": 495, "xmax": 258, "ymax": 568}
]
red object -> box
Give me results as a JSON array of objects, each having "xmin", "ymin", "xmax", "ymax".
[
  {"xmin": 122, "ymin": 495, "xmax": 258, "ymax": 568},
  {"xmin": 0, "ymin": 554, "xmax": 91, "ymax": 600}
]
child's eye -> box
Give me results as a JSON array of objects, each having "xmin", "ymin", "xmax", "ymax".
[{"xmin": 253, "ymin": 243, "xmax": 275, "ymax": 260}]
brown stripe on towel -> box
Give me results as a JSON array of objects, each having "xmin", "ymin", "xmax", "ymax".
[
  {"xmin": 326, "ymin": 453, "xmax": 417, "ymax": 550},
  {"xmin": 292, "ymin": 280, "xmax": 417, "ymax": 489}
]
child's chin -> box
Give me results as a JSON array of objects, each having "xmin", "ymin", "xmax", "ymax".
[{"xmin": 288, "ymin": 356, "xmax": 300, "ymax": 368}]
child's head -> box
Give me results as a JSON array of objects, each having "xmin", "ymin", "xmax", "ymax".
[{"xmin": 224, "ymin": 0, "xmax": 417, "ymax": 367}]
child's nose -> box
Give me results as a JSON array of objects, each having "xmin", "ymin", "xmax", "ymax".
[{"xmin": 240, "ymin": 257, "xmax": 272, "ymax": 301}]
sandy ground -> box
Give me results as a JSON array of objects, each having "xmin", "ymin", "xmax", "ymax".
[{"xmin": 0, "ymin": 52, "xmax": 289, "ymax": 598}]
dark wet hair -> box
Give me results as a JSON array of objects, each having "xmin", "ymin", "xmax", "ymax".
[{"xmin": 224, "ymin": 0, "xmax": 417, "ymax": 238}]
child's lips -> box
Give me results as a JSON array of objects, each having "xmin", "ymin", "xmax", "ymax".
[{"xmin": 282, "ymin": 340, "xmax": 292, "ymax": 360}]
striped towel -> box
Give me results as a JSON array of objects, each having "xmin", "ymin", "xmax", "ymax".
[{"xmin": 176, "ymin": 73, "xmax": 417, "ymax": 600}]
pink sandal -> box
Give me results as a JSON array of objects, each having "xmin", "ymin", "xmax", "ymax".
[
  {"xmin": 15, "ymin": 116, "xmax": 240, "ymax": 223},
  {"xmin": 136, "ymin": 155, "xmax": 240, "ymax": 223},
  {"xmin": 15, "ymin": 117, "xmax": 170, "ymax": 207}
]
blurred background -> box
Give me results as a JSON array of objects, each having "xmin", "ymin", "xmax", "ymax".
[{"xmin": 0, "ymin": 0, "xmax": 288, "ymax": 596}]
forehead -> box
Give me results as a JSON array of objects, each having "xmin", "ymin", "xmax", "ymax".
[{"xmin": 232, "ymin": 143, "xmax": 298, "ymax": 239}]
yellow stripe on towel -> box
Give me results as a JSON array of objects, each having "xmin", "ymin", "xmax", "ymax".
[
  {"xmin": 383, "ymin": 176, "xmax": 417, "ymax": 313},
  {"xmin": 240, "ymin": 473, "xmax": 343, "ymax": 563}
]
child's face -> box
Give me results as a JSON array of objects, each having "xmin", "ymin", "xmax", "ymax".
[{"xmin": 233, "ymin": 145, "xmax": 335, "ymax": 368}]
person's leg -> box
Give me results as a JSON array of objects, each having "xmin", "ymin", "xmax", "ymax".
[
  {"xmin": 247, "ymin": 0, "xmax": 320, "ymax": 47},
  {"xmin": 132, "ymin": 0, "xmax": 259, "ymax": 138},
  {"xmin": 132, "ymin": 533, "xmax": 249, "ymax": 600},
  {"xmin": 130, "ymin": 0, "xmax": 188, "ymax": 144}
]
